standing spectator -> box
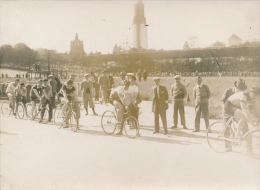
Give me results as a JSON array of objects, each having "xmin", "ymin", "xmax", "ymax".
[
  {"xmin": 48, "ymin": 75, "xmax": 57, "ymax": 109},
  {"xmin": 40, "ymin": 79, "xmax": 53, "ymax": 123},
  {"xmin": 98, "ymin": 70, "xmax": 110, "ymax": 105},
  {"xmin": 171, "ymin": 75, "xmax": 188, "ymax": 129},
  {"xmin": 2, "ymin": 74, "xmax": 4, "ymax": 78},
  {"xmin": 81, "ymin": 73, "xmax": 97, "ymax": 115},
  {"xmin": 136, "ymin": 69, "xmax": 142, "ymax": 82},
  {"xmin": 54, "ymin": 74, "xmax": 62, "ymax": 93},
  {"xmin": 152, "ymin": 77, "xmax": 169, "ymax": 135},
  {"xmin": 193, "ymin": 76, "xmax": 211, "ymax": 132},
  {"xmin": 108, "ymin": 72, "xmax": 114, "ymax": 102},
  {"xmin": 91, "ymin": 71, "xmax": 100, "ymax": 101},
  {"xmin": 143, "ymin": 69, "xmax": 148, "ymax": 82}
]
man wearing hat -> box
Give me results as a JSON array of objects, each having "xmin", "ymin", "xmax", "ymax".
[
  {"xmin": 152, "ymin": 77, "xmax": 169, "ymax": 135},
  {"xmin": 193, "ymin": 76, "xmax": 211, "ymax": 132},
  {"xmin": 220, "ymin": 78, "xmax": 247, "ymax": 109},
  {"xmin": 81, "ymin": 73, "xmax": 97, "ymax": 115},
  {"xmin": 40, "ymin": 78, "xmax": 53, "ymax": 123},
  {"xmin": 98, "ymin": 70, "xmax": 110, "ymax": 105},
  {"xmin": 171, "ymin": 75, "xmax": 188, "ymax": 129}
]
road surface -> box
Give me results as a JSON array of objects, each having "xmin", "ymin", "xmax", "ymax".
[{"xmin": 1, "ymin": 101, "xmax": 259, "ymax": 190}]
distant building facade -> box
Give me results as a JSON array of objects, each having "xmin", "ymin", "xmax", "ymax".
[
  {"xmin": 70, "ymin": 33, "xmax": 85, "ymax": 54},
  {"xmin": 133, "ymin": 0, "xmax": 148, "ymax": 50},
  {"xmin": 229, "ymin": 34, "xmax": 242, "ymax": 46}
]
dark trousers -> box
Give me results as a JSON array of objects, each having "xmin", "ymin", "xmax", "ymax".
[
  {"xmin": 95, "ymin": 86, "xmax": 99, "ymax": 100},
  {"xmin": 195, "ymin": 101, "xmax": 209, "ymax": 130},
  {"xmin": 51, "ymin": 95, "xmax": 55, "ymax": 109},
  {"xmin": 41, "ymin": 99, "xmax": 52, "ymax": 121},
  {"xmin": 154, "ymin": 109, "xmax": 167, "ymax": 132},
  {"xmin": 173, "ymin": 100, "xmax": 186, "ymax": 126}
]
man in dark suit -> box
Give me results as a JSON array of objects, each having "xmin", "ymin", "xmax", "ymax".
[{"xmin": 152, "ymin": 77, "xmax": 169, "ymax": 135}]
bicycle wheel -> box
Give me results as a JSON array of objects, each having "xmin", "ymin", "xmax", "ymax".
[
  {"xmin": 123, "ymin": 116, "xmax": 139, "ymax": 138},
  {"xmin": 1, "ymin": 100, "xmax": 12, "ymax": 117},
  {"xmin": 248, "ymin": 129, "xmax": 260, "ymax": 156},
  {"xmin": 101, "ymin": 110, "xmax": 117, "ymax": 135},
  {"xmin": 54, "ymin": 106, "xmax": 64, "ymax": 125},
  {"xmin": 69, "ymin": 111, "xmax": 78, "ymax": 132},
  {"xmin": 42, "ymin": 106, "xmax": 49, "ymax": 122},
  {"xmin": 16, "ymin": 103, "xmax": 25, "ymax": 119},
  {"xmin": 207, "ymin": 121, "xmax": 234, "ymax": 153}
]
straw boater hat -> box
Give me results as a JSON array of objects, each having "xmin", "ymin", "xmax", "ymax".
[
  {"xmin": 174, "ymin": 75, "xmax": 181, "ymax": 79},
  {"xmin": 234, "ymin": 78, "xmax": 247, "ymax": 91}
]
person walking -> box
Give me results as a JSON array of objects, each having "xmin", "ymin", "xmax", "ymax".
[
  {"xmin": 81, "ymin": 73, "xmax": 97, "ymax": 115},
  {"xmin": 193, "ymin": 76, "xmax": 211, "ymax": 132},
  {"xmin": 152, "ymin": 77, "xmax": 169, "ymax": 135},
  {"xmin": 171, "ymin": 75, "xmax": 188, "ymax": 129},
  {"xmin": 90, "ymin": 71, "xmax": 100, "ymax": 101},
  {"xmin": 98, "ymin": 70, "xmax": 110, "ymax": 105}
]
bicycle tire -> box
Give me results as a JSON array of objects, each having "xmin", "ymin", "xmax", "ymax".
[
  {"xmin": 16, "ymin": 103, "xmax": 25, "ymax": 119},
  {"xmin": 26, "ymin": 103, "xmax": 33, "ymax": 119},
  {"xmin": 42, "ymin": 106, "xmax": 49, "ymax": 122},
  {"xmin": 1, "ymin": 100, "xmax": 12, "ymax": 117},
  {"xmin": 247, "ymin": 129, "xmax": 260, "ymax": 157},
  {"xmin": 123, "ymin": 116, "xmax": 139, "ymax": 139},
  {"xmin": 54, "ymin": 106, "xmax": 63, "ymax": 125},
  {"xmin": 69, "ymin": 111, "xmax": 78, "ymax": 132},
  {"xmin": 207, "ymin": 121, "xmax": 234, "ymax": 153},
  {"xmin": 101, "ymin": 110, "xmax": 117, "ymax": 135}
]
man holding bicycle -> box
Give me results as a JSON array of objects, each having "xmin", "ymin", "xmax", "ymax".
[
  {"xmin": 109, "ymin": 80, "xmax": 132, "ymax": 135},
  {"xmin": 39, "ymin": 78, "xmax": 53, "ymax": 123},
  {"xmin": 30, "ymin": 79, "xmax": 44, "ymax": 119},
  {"xmin": 15, "ymin": 83, "xmax": 27, "ymax": 114},
  {"xmin": 6, "ymin": 78, "xmax": 19, "ymax": 115},
  {"xmin": 60, "ymin": 79, "xmax": 80, "ymax": 128}
]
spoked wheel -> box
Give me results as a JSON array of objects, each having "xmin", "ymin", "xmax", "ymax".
[
  {"xmin": 207, "ymin": 121, "xmax": 234, "ymax": 153},
  {"xmin": 101, "ymin": 110, "xmax": 117, "ymax": 135},
  {"xmin": 26, "ymin": 103, "xmax": 35, "ymax": 119},
  {"xmin": 54, "ymin": 106, "xmax": 64, "ymax": 125},
  {"xmin": 16, "ymin": 103, "xmax": 25, "ymax": 119},
  {"xmin": 1, "ymin": 100, "xmax": 12, "ymax": 117},
  {"xmin": 69, "ymin": 111, "xmax": 79, "ymax": 132},
  {"xmin": 248, "ymin": 129, "xmax": 260, "ymax": 157},
  {"xmin": 123, "ymin": 116, "xmax": 139, "ymax": 139}
]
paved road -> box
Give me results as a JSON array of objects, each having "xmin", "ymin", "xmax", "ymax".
[{"xmin": 1, "ymin": 101, "xmax": 259, "ymax": 190}]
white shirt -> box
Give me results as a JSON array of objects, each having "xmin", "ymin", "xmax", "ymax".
[{"xmin": 6, "ymin": 82, "xmax": 17, "ymax": 94}]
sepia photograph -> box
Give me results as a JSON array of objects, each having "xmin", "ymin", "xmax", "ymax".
[{"xmin": 0, "ymin": 0, "xmax": 260, "ymax": 189}]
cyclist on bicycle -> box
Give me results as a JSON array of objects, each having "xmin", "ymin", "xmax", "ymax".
[
  {"xmin": 224, "ymin": 86, "xmax": 259, "ymax": 152},
  {"xmin": 60, "ymin": 79, "xmax": 80, "ymax": 128},
  {"xmin": 14, "ymin": 83, "xmax": 27, "ymax": 114},
  {"xmin": 109, "ymin": 80, "xmax": 132, "ymax": 135},
  {"xmin": 30, "ymin": 79, "xmax": 44, "ymax": 119},
  {"xmin": 6, "ymin": 78, "xmax": 19, "ymax": 115}
]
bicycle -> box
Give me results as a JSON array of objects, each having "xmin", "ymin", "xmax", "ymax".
[
  {"xmin": 1, "ymin": 100, "xmax": 13, "ymax": 117},
  {"xmin": 26, "ymin": 101, "xmax": 49, "ymax": 122},
  {"xmin": 59, "ymin": 101, "xmax": 80, "ymax": 132},
  {"xmin": 53, "ymin": 103, "xmax": 64, "ymax": 125},
  {"xmin": 101, "ymin": 106, "xmax": 140, "ymax": 138},
  {"xmin": 206, "ymin": 116, "xmax": 260, "ymax": 156}
]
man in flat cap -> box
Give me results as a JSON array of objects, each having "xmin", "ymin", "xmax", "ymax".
[
  {"xmin": 81, "ymin": 73, "xmax": 97, "ymax": 115},
  {"xmin": 171, "ymin": 75, "xmax": 187, "ymax": 129},
  {"xmin": 152, "ymin": 77, "xmax": 169, "ymax": 135}
]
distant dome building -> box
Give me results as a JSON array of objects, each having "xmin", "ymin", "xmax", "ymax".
[{"xmin": 70, "ymin": 33, "xmax": 85, "ymax": 54}]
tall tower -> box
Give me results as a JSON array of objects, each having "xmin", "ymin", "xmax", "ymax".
[
  {"xmin": 70, "ymin": 33, "xmax": 85, "ymax": 54},
  {"xmin": 133, "ymin": 0, "xmax": 148, "ymax": 50}
]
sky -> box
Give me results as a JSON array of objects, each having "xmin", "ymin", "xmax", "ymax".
[{"xmin": 0, "ymin": 0, "xmax": 259, "ymax": 54}]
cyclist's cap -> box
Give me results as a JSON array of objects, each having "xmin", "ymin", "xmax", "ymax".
[
  {"xmin": 123, "ymin": 80, "xmax": 130, "ymax": 86},
  {"xmin": 153, "ymin": 77, "xmax": 161, "ymax": 81},
  {"xmin": 48, "ymin": 74, "xmax": 54, "ymax": 78},
  {"xmin": 43, "ymin": 78, "xmax": 48, "ymax": 82},
  {"xmin": 234, "ymin": 78, "xmax": 247, "ymax": 91},
  {"xmin": 38, "ymin": 79, "xmax": 43, "ymax": 83},
  {"xmin": 174, "ymin": 75, "xmax": 181, "ymax": 79},
  {"xmin": 249, "ymin": 86, "xmax": 259, "ymax": 94},
  {"xmin": 20, "ymin": 83, "xmax": 25, "ymax": 86}
]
